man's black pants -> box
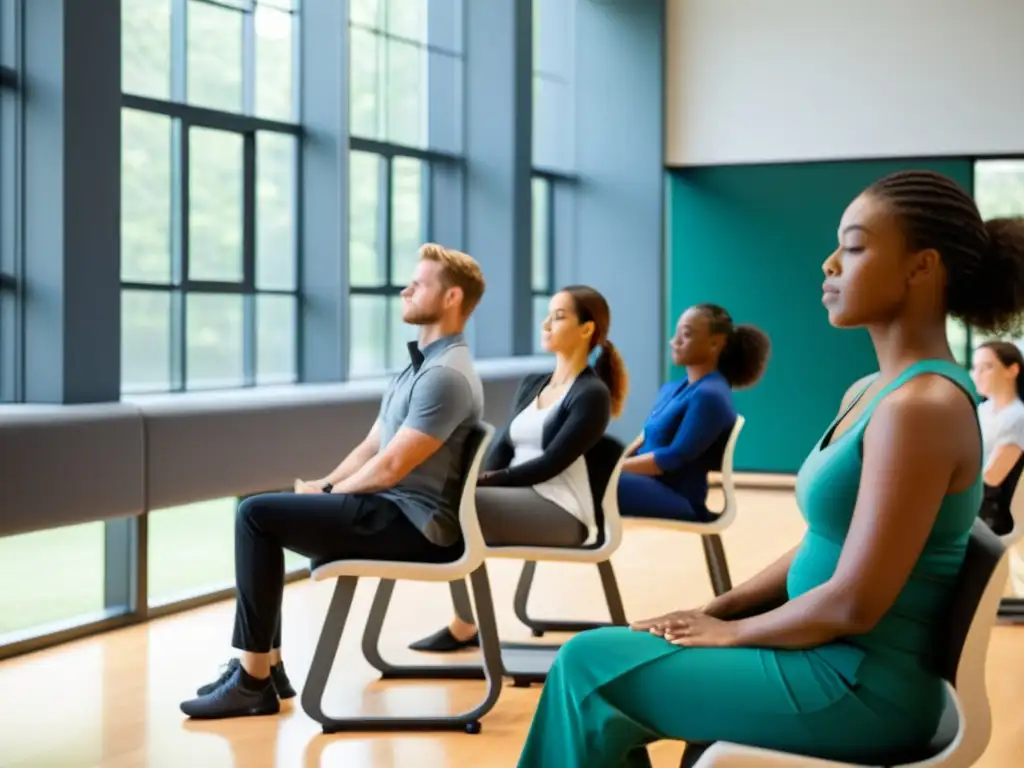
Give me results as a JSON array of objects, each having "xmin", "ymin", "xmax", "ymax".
[{"xmin": 231, "ymin": 491, "xmax": 464, "ymax": 652}]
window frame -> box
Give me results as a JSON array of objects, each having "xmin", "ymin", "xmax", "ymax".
[
  {"xmin": 119, "ymin": 0, "xmax": 304, "ymax": 395},
  {"xmin": 345, "ymin": 2, "xmax": 466, "ymax": 377},
  {"xmin": 0, "ymin": 0, "xmax": 22, "ymax": 403}
]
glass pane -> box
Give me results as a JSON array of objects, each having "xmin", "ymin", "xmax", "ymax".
[
  {"xmin": 349, "ymin": 27, "xmax": 382, "ymax": 139},
  {"xmin": 256, "ymin": 132, "xmax": 296, "ymax": 290},
  {"xmin": 389, "ymin": 294, "xmax": 413, "ymax": 370},
  {"xmin": 975, "ymin": 160, "xmax": 1024, "ymax": 219},
  {"xmin": 187, "ymin": 0, "xmax": 243, "ymax": 113},
  {"xmin": 390, "ymin": 157, "xmax": 425, "ymax": 285},
  {"xmin": 122, "ymin": 110, "xmax": 172, "ymax": 284},
  {"xmin": 189, "ymin": 127, "xmax": 243, "ymax": 282},
  {"xmin": 350, "ymin": 0, "xmax": 384, "ymax": 28},
  {"xmin": 349, "ymin": 294, "xmax": 388, "ymax": 377},
  {"xmin": 386, "ymin": 0, "xmax": 427, "ymax": 43},
  {"xmin": 122, "ymin": 0, "xmax": 171, "ymax": 100},
  {"xmin": 148, "ymin": 498, "xmax": 236, "ymax": 605},
  {"xmin": 255, "ymin": 5, "xmax": 293, "ymax": 122},
  {"xmin": 186, "ymin": 293, "xmax": 244, "ymax": 389},
  {"xmin": 122, "ymin": 290, "xmax": 172, "ymax": 393},
  {"xmin": 256, "ymin": 293, "xmax": 296, "ymax": 385},
  {"xmin": 533, "ymin": 75, "xmax": 573, "ymax": 172},
  {"xmin": 386, "ymin": 38, "xmax": 424, "ymax": 147},
  {"xmin": 531, "ymin": 176, "xmax": 551, "ymax": 292},
  {"xmin": 0, "ymin": 523, "xmax": 105, "ymax": 637},
  {"xmin": 349, "ymin": 150, "xmax": 384, "ymax": 287},
  {"xmin": 533, "ymin": 294, "xmax": 552, "ymax": 355}
]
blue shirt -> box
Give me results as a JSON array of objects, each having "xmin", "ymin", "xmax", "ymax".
[{"xmin": 637, "ymin": 371, "xmax": 737, "ymax": 513}]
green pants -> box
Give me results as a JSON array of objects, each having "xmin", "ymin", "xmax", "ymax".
[{"xmin": 516, "ymin": 628, "xmax": 940, "ymax": 767}]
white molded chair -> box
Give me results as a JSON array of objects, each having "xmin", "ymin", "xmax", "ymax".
[
  {"xmin": 996, "ymin": 458, "xmax": 1024, "ymax": 620},
  {"xmin": 483, "ymin": 434, "xmax": 635, "ymax": 685},
  {"xmin": 368, "ymin": 434, "xmax": 635, "ymax": 688},
  {"xmin": 634, "ymin": 415, "xmax": 746, "ymax": 597},
  {"xmin": 509, "ymin": 433, "xmax": 639, "ymax": 639},
  {"xmin": 300, "ymin": 422, "xmax": 500, "ymax": 735},
  {"xmin": 680, "ymin": 519, "xmax": 1008, "ymax": 768}
]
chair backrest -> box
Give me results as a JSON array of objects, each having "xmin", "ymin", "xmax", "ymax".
[
  {"xmin": 936, "ymin": 519, "xmax": 1008, "ymax": 764},
  {"xmin": 709, "ymin": 415, "xmax": 744, "ymax": 526},
  {"xmin": 584, "ymin": 434, "xmax": 633, "ymax": 550},
  {"xmin": 455, "ymin": 422, "xmax": 496, "ymax": 558},
  {"xmin": 1003, "ymin": 454, "xmax": 1024, "ymax": 546}
]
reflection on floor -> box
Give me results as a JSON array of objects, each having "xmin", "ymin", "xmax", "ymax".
[{"xmin": 1, "ymin": 488, "xmax": 1022, "ymax": 768}]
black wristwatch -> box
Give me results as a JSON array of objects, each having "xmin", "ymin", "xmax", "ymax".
[{"xmin": 321, "ymin": 482, "xmax": 333, "ymax": 493}]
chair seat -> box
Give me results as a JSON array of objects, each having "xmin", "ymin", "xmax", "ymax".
[
  {"xmin": 485, "ymin": 540, "xmax": 619, "ymax": 564},
  {"xmin": 626, "ymin": 511, "xmax": 730, "ymax": 535},
  {"xmin": 681, "ymin": 691, "xmax": 959, "ymax": 767},
  {"xmin": 310, "ymin": 551, "xmax": 480, "ymax": 583}
]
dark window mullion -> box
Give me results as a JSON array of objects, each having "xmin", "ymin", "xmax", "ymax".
[
  {"xmin": 173, "ymin": 118, "xmax": 190, "ymax": 391},
  {"xmin": 545, "ymin": 178, "xmax": 556, "ymax": 292},
  {"xmin": 383, "ymin": 155, "xmax": 395, "ymax": 369},
  {"xmin": 243, "ymin": 132, "xmax": 257, "ymax": 384}
]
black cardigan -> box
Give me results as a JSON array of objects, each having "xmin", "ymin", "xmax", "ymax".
[{"xmin": 480, "ymin": 368, "xmax": 612, "ymax": 488}]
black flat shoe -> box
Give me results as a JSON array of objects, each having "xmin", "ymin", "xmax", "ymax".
[{"xmin": 409, "ymin": 626, "xmax": 480, "ymax": 653}]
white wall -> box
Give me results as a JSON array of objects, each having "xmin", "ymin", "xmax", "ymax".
[{"xmin": 665, "ymin": 0, "xmax": 1024, "ymax": 167}]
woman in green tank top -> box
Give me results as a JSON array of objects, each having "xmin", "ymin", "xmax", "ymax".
[{"xmin": 516, "ymin": 171, "xmax": 1024, "ymax": 767}]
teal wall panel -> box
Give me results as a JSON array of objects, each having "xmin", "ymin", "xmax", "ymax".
[{"xmin": 666, "ymin": 158, "xmax": 974, "ymax": 473}]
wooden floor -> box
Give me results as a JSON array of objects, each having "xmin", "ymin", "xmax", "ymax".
[{"xmin": 2, "ymin": 488, "xmax": 1023, "ymax": 768}]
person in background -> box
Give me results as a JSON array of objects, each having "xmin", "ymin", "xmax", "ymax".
[
  {"xmin": 971, "ymin": 339, "xmax": 1024, "ymax": 536},
  {"xmin": 179, "ymin": 244, "xmax": 487, "ymax": 720},
  {"xmin": 516, "ymin": 170, "xmax": 1024, "ymax": 766},
  {"xmin": 617, "ymin": 304, "xmax": 770, "ymax": 522},
  {"xmin": 409, "ymin": 285, "xmax": 629, "ymax": 653}
]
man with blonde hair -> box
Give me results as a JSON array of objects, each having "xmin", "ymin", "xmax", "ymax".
[{"xmin": 181, "ymin": 243, "xmax": 486, "ymax": 720}]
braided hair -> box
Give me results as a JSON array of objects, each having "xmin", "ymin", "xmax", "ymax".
[
  {"xmin": 866, "ymin": 170, "xmax": 1024, "ymax": 334},
  {"xmin": 694, "ymin": 303, "xmax": 771, "ymax": 389}
]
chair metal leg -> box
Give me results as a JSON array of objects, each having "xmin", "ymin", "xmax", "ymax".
[
  {"xmin": 997, "ymin": 596, "xmax": 1024, "ymax": 623},
  {"xmin": 301, "ymin": 571, "xmax": 505, "ymax": 734},
  {"xmin": 450, "ymin": 578, "xmax": 476, "ymax": 625},
  {"xmin": 511, "ymin": 559, "xmax": 627, "ymax": 637},
  {"xmin": 701, "ymin": 534, "xmax": 733, "ymax": 596},
  {"xmin": 362, "ymin": 577, "xmax": 489, "ymax": 682}
]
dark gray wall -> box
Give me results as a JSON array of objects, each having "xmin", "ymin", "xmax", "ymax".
[{"xmin": 571, "ymin": 0, "xmax": 665, "ymax": 439}]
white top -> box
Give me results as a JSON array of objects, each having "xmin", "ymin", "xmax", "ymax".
[
  {"xmin": 978, "ymin": 398, "xmax": 1024, "ymax": 467},
  {"xmin": 508, "ymin": 392, "xmax": 598, "ymax": 546}
]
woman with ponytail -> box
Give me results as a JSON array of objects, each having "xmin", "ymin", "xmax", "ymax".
[
  {"xmin": 971, "ymin": 340, "xmax": 1024, "ymax": 535},
  {"xmin": 618, "ymin": 303, "xmax": 770, "ymax": 522},
  {"xmin": 410, "ymin": 285, "xmax": 629, "ymax": 652}
]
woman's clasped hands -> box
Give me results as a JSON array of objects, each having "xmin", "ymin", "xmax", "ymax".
[{"xmin": 630, "ymin": 607, "xmax": 739, "ymax": 648}]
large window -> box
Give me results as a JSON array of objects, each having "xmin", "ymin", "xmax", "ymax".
[
  {"xmin": 0, "ymin": 2, "xmax": 18, "ymax": 402},
  {"xmin": 347, "ymin": 0, "xmax": 464, "ymax": 377},
  {"xmin": 120, "ymin": 0, "xmax": 301, "ymax": 394}
]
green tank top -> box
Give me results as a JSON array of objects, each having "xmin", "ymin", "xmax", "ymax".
[{"xmin": 790, "ymin": 359, "xmax": 982, "ymax": 684}]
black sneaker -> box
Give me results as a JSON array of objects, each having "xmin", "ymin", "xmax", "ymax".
[
  {"xmin": 180, "ymin": 665, "xmax": 279, "ymax": 720},
  {"xmin": 409, "ymin": 626, "xmax": 480, "ymax": 653},
  {"xmin": 197, "ymin": 658, "xmax": 297, "ymax": 700}
]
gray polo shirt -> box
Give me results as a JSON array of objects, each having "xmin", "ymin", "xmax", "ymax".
[{"xmin": 377, "ymin": 332, "xmax": 484, "ymax": 547}]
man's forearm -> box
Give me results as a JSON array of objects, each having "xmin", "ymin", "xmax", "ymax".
[{"xmin": 319, "ymin": 441, "xmax": 378, "ymax": 486}]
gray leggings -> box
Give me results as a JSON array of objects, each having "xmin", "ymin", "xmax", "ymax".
[{"xmin": 476, "ymin": 486, "xmax": 588, "ymax": 547}]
